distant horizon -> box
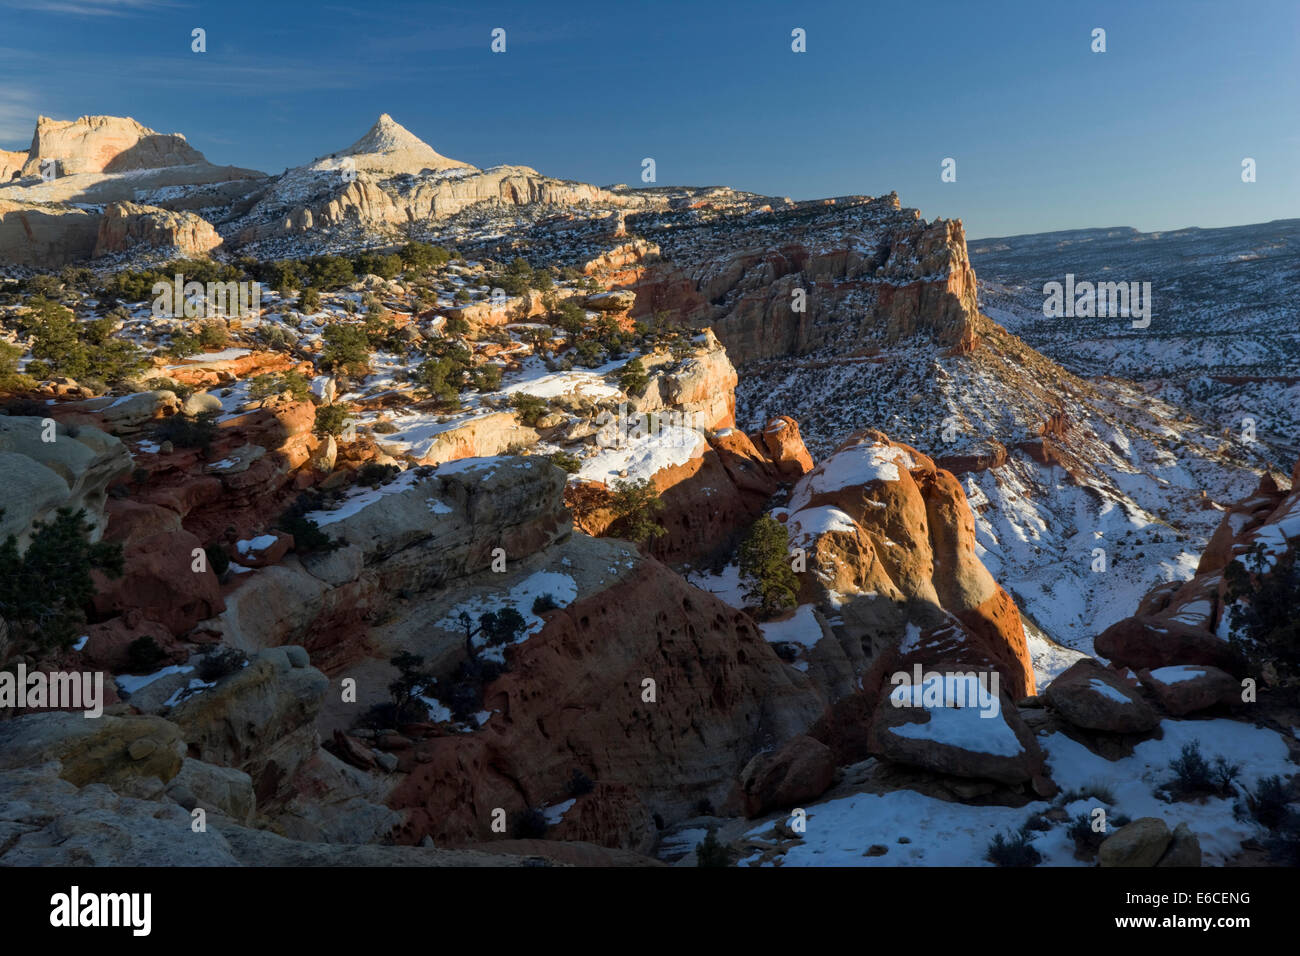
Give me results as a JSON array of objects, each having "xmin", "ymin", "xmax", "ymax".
[
  {"xmin": 2, "ymin": 0, "xmax": 1296, "ymax": 239},
  {"xmin": 8, "ymin": 107, "xmax": 1296, "ymax": 243}
]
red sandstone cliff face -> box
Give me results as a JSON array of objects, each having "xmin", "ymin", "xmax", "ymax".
[
  {"xmin": 385, "ymin": 557, "xmax": 824, "ymax": 848},
  {"xmin": 759, "ymin": 416, "xmax": 814, "ymax": 479},
  {"xmin": 566, "ymin": 419, "xmax": 812, "ymax": 564},
  {"xmin": 782, "ymin": 428, "xmax": 1035, "ymax": 700}
]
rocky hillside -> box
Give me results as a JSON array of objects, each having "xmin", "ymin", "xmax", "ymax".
[
  {"xmin": 0, "ymin": 110, "xmax": 1296, "ymax": 870},
  {"xmin": 973, "ymin": 220, "xmax": 1300, "ymax": 467}
]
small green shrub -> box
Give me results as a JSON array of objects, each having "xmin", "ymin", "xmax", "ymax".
[
  {"xmin": 619, "ymin": 357, "xmax": 650, "ymax": 396},
  {"xmin": 738, "ymin": 515, "xmax": 798, "ymax": 616},
  {"xmin": 548, "ymin": 450, "xmax": 581, "ymax": 473},
  {"xmin": 695, "ymin": 830, "xmax": 730, "ymax": 867},
  {"xmin": 204, "ymin": 544, "xmax": 230, "ymax": 577},
  {"xmin": 986, "ymin": 826, "xmax": 1042, "ymax": 867},
  {"xmin": 313, "ymin": 404, "xmax": 351, "ymax": 438},
  {"xmin": 196, "ymin": 646, "xmax": 248, "ymax": 682},
  {"xmin": 155, "ymin": 412, "xmax": 218, "ymax": 451},
  {"xmin": 354, "ymin": 462, "xmax": 400, "ymax": 488},
  {"xmin": 609, "ymin": 478, "xmax": 665, "ymax": 545},
  {"xmin": 512, "ymin": 808, "xmax": 549, "ymax": 839},
  {"xmin": 1165, "ymin": 741, "xmax": 1241, "ymax": 799},
  {"xmin": 509, "ymin": 392, "xmax": 548, "ymax": 426},
  {"xmin": 126, "ymin": 636, "xmax": 167, "ymax": 673}
]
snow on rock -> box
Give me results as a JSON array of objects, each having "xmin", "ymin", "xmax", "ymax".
[
  {"xmin": 686, "ymin": 563, "xmax": 747, "ymax": 610},
  {"xmin": 744, "ymin": 718, "xmax": 1293, "ymax": 866},
  {"xmin": 1147, "ymin": 665, "xmax": 1208, "ymax": 685},
  {"xmin": 759, "ymin": 605, "xmax": 824, "ymax": 648},
  {"xmin": 542, "ymin": 798, "xmax": 576, "ymax": 825},
  {"xmin": 886, "ymin": 676, "xmax": 1023, "ymax": 758},
  {"xmin": 501, "ymin": 368, "xmax": 621, "ymax": 402},
  {"xmin": 236, "ymin": 534, "xmax": 278, "ymax": 555},
  {"xmin": 788, "ymin": 441, "xmax": 914, "ymax": 513},
  {"xmin": 577, "ymin": 425, "xmax": 707, "ymax": 485},
  {"xmin": 115, "ymin": 664, "xmax": 194, "ymax": 695},
  {"xmin": 786, "ymin": 505, "xmax": 858, "ymax": 545},
  {"xmin": 435, "ymin": 570, "xmax": 579, "ymax": 663},
  {"xmin": 1086, "ymin": 678, "xmax": 1135, "ymax": 704}
]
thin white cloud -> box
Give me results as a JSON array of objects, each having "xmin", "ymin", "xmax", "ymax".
[
  {"xmin": 0, "ymin": 0, "xmax": 179, "ymax": 15},
  {"xmin": 0, "ymin": 87, "xmax": 39, "ymax": 147}
]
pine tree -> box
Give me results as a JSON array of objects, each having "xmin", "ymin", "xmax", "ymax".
[{"xmin": 738, "ymin": 515, "xmax": 799, "ymax": 617}]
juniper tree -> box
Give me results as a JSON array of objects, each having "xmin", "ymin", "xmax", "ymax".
[
  {"xmin": 1225, "ymin": 544, "xmax": 1300, "ymax": 684},
  {"xmin": 738, "ymin": 514, "xmax": 799, "ymax": 617},
  {"xmin": 609, "ymin": 478, "xmax": 665, "ymax": 545},
  {"xmin": 619, "ymin": 357, "xmax": 649, "ymax": 396},
  {"xmin": 0, "ymin": 507, "xmax": 124, "ymax": 653}
]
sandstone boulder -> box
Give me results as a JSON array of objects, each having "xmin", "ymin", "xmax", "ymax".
[
  {"xmin": 1095, "ymin": 615, "xmax": 1243, "ymax": 675},
  {"xmin": 1155, "ymin": 822, "xmax": 1202, "ymax": 867},
  {"xmin": 1044, "ymin": 658, "xmax": 1160, "ymax": 733},
  {"xmin": 1099, "ymin": 817, "xmax": 1172, "ymax": 867},
  {"xmin": 586, "ymin": 290, "xmax": 637, "ymax": 312},
  {"xmin": 1138, "ymin": 665, "xmax": 1239, "ymax": 716},
  {"xmin": 739, "ymin": 734, "xmax": 836, "ymax": 817},
  {"xmin": 759, "ymin": 416, "xmax": 814, "ymax": 479},
  {"xmin": 170, "ymin": 647, "xmax": 328, "ymax": 808},
  {"xmin": 167, "ymin": 757, "xmax": 255, "ymax": 823},
  {"xmin": 868, "ymin": 684, "xmax": 1043, "ymax": 785}
]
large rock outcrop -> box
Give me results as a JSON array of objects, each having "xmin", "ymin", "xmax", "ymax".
[
  {"xmin": 0, "ymin": 416, "xmax": 132, "ymax": 549},
  {"xmin": 170, "ymin": 646, "xmax": 329, "ymax": 808},
  {"xmin": 200, "ymin": 457, "xmax": 572, "ymax": 657},
  {"xmin": 230, "ymin": 115, "xmax": 621, "ymax": 245},
  {"xmin": 93, "ymin": 200, "xmax": 223, "ymax": 258},
  {"xmin": 625, "ymin": 329, "xmax": 738, "ymax": 431},
  {"xmin": 387, "ymin": 556, "xmax": 823, "ymax": 846},
  {"xmin": 623, "ymin": 195, "xmax": 981, "ymax": 365},
  {"xmin": 20, "ymin": 114, "xmax": 206, "ymax": 177},
  {"xmin": 0, "ymin": 198, "xmax": 101, "ymax": 267},
  {"xmin": 0, "ymin": 114, "xmax": 264, "ymax": 264},
  {"xmin": 783, "ymin": 428, "xmax": 1035, "ymax": 699}
]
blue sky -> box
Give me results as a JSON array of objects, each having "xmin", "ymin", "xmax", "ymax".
[{"xmin": 1, "ymin": 0, "xmax": 1296, "ymax": 238}]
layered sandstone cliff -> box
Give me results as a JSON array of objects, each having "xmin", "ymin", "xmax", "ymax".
[
  {"xmin": 614, "ymin": 195, "xmax": 982, "ymax": 365},
  {"xmin": 20, "ymin": 114, "xmax": 206, "ymax": 177},
  {"xmin": 93, "ymin": 200, "xmax": 224, "ymax": 258}
]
